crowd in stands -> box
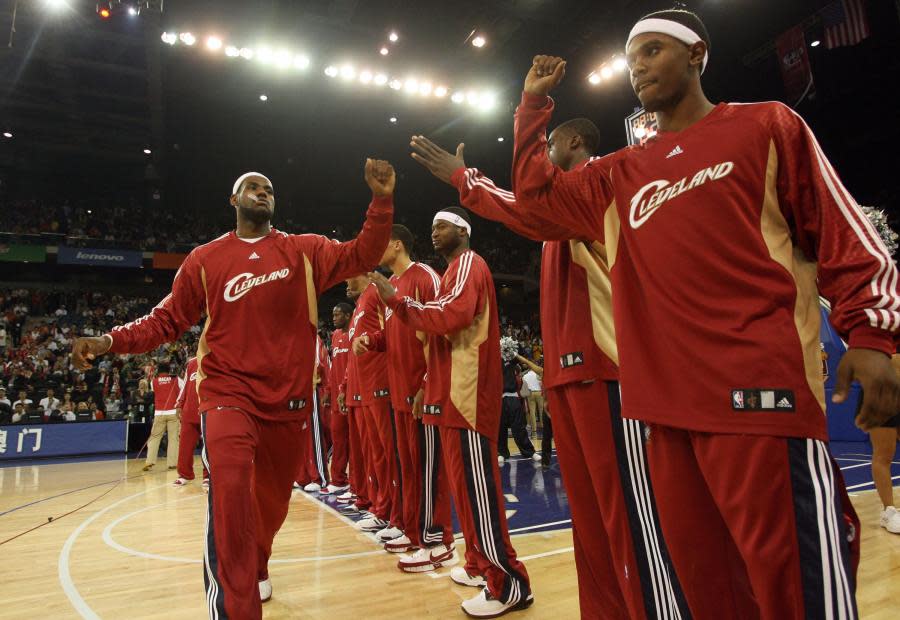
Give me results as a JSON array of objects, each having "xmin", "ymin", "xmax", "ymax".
[{"xmin": 0, "ymin": 287, "xmax": 199, "ymax": 425}]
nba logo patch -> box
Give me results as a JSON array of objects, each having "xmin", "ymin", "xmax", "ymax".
[{"xmin": 732, "ymin": 390, "xmax": 744, "ymax": 409}]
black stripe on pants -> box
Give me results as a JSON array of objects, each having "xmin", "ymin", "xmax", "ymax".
[
  {"xmin": 200, "ymin": 413, "xmax": 228, "ymax": 620},
  {"xmin": 419, "ymin": 423, "xmax": 444, "ymax": 546}
]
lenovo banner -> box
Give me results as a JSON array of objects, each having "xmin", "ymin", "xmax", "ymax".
[{"xmin": 57, "ymin": 246, "xmax": 143, "ymax": 268}]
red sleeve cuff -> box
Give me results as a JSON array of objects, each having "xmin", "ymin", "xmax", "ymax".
[
  {"xmin": 103, "ymin": 333, "xmax": 120, "ymax": 353},
  {"xmin": 386, "ymin": 295, "xmax": 404, "ymax": 311},
  {"xmin": 370, "ymin": 194, "xmax": 394, "ymax": 210},
  {"xmin": 848, "ymin": 326, "xmax": 895, "ymax": 356},
  {"xmin": 450, "ymin": 166, "xmax": 467, "ymax": 189},
  {"xmin": 519, "ymin": 92, "xmax": 553, "ymax": 110}
]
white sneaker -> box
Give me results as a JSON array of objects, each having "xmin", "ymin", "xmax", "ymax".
[
  {"xmin": 398, "ymin": 544, "xmax": 457, "ymax": 572},
  {"xmin": 339, "ymin": 503, "xmax": 360, "ymax": 514},
  {"xmin": 202, "ymin": 479, "xmax": 209, "ymax": 493},
  {"xmin": 497, "ymin": 455, "xmax": 505, "ymax": 465},
  {"xmin": 375, "ymin": 526, "xmax": 404, "ymax": 541},
  {"xmin": 531, "ymin": 453, "xmax": 542, "ymax": 462},
  {"xmin": 356, "ymin": 516, "xmax": 389, "ymax": 532},
  {"xmin": 173, "ymin": 477, "xmax": 190, "ymax": 486},
  {"xmin": 881, "ymin": 506, "xmax": 900, "ymax": 534},
  {"xmin": 303, "ymin": 482, "xmax": 322, "ymax": 493},
  {"xmin": 324, "ymin": 483, "xmax": 350, "ymax": 495},
  {"xmin": 384, "ymin": 535, "xmax": 417, "ymax": 554},
  {"xmin": 292, "ymin": 482, "xmax": 302, "ymax": 490},
  {"xmin": 258, "ymin": 578, "xmax": 272, "ymax": 603},
  {"xmin": 450, "ymin": 566, "xmax": 486, "ymax": 587},
  {"xmin": 461, "ymin": 587, "xmax": 534, "ymax": 618},
  {"xmin": 336, "ymin": 491, "xmax": 355, "ymax": 503}
]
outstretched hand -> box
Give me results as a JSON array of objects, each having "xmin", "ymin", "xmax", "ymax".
[
  {"xmin": 524, "ymin": 55, "xmax": 566, "ymax": 97},
  {"xmin": 365, "ymin": 158, "xmax": 396, "ymax": 196},
  {"xmin": 71, "ymin": 335, "xmax": 112, "ymax": 370},
  {"xmin": 367, "ymin": 271, "xmax": 397, "ymax": 302},
  {"xmin": 832, "ymin": 348, "xmax": 900, "ymax": 430},
  {"xmin": 410, "ymin": 136, "xmax": 465, "ymax": 185}
]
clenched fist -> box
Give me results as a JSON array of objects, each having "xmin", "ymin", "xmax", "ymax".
[
  {"xmin": 524, "ymin": 55, "xmax": 567, "ymax": 97},
  {"xmin": 365, "ymin": 158, "xmax": 396, "ymax": 196}
]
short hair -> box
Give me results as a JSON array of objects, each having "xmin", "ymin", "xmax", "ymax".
[
  {"xmin": 637, "ymin": 9, "xmax": 710, "ymax": 51},
  {"xmin": 157, "ymin": 362, "xmax": 171, "ymax": 374},
  {"xmin": 391, "ymin": 224, "xmax": 415, "ymax": 256},
  {"xmin": 440, "ymin": 206, "xmax": 472, "ymax": 226},
  {"xmin": 334, "ymin": 302, "xmax": 353, "ymax": 316},
  {"xmin": 554, "ymin": 118, "xmax": 601, "ymax": 155}
]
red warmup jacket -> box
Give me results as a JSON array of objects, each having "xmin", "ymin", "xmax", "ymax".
[
  {"xmin": 152, "ymin": 373, "xmax": 183, "ymax": 415},
  {"xmin": 353, "ymin": 284, "xmax": 391, "ymax": 406},
  {"xmin": 174, "ymin": 357, "xmax": 200, "ymax": 423},
  {"xmin": 453, "ymin": 165, "xmax": 618, "ymax": 388},
  {"xmin": 330, "ymin": 328, "xmax": 350, "ymax": 409},
  {"xmin": 342, "ymin": 303, "xmax": 365, "ymax": 408},
  {"xmin": 511, "ymin": 92, "xmax": 900, "ymax": 440},
  {"xmin": 387, "ymin": 250, "xmax": 502, "ymax": 437},
  {"xmin": 368, "ymin": 262, "xmax": 442, "ymax": 412},
  {"xmin": 106, "ymin": 196, "xmax": 393, "ymax": 422},
  {"xmin": 315, "ymin": 334, "xmax": 330, "ymax": 404}
]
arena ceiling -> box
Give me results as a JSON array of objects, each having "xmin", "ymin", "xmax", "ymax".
[{"xmin": 0, "ymin": 0, "xmax": 897, "ymax": 225}]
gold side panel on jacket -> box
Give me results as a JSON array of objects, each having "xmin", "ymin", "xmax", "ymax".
[
  {"xmin": 196, "ymin": 266, "xmax": 211, "ymax": 398},
  {"xmin": 604, "ymin": 200, "xmax": 620, "ymax": 270},
  {"xmin": 449, "ymin": 298, "xmax": 491, "ymax": 429},
  {"xmin": 570, "ymin": 240, "xmax": 619, "ymax": 365},
  {"xmin": 759, "ymin": 140, "xmax": 826, "ymax": 413},
  {"xmin": 304, "ymin": 255, "xmax": 319, "ymax": 393}
]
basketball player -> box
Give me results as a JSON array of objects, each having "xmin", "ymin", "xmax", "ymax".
[
  {"xmin": 174, "ymin": 356, "xmax": 209, "ymax": 488},
  {"xmin": 144, "ymin": 362, "xmax": 183, "ymax": 471},
  {"xmin": 410, "ymin": 127, "xmax": 688, "ymax": 618},
  {"xmin": 349, "ymin": 273, "xmax": 404, "ymax": 540},
  {"xmin": 511, "ymin": 9, "xmax": 900, "ymax": 617},
  {"xmin": 71, "ymin": 160, "xmax": 395, "ymax": 620},
  {"xmin": 368, "ymin": 207, "xmax": 532, "ymax": 618},
  {"xmin": 354, "ymin": 225, "xmax": 456, "ymax": 563},
  {"xmin": 328, "ymin": 303, "xmax": 354, "ymax": 494},
  {"xmin": 296, "ymin": 335, "xmax": 332, "ymax": 492}
]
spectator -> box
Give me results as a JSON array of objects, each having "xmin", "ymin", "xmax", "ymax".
[
  {"xmin": 0, "ymin": 387, "xmax": 10, "ymax": 409},
  {"xmin": 13, "ymin": 389, "xmax": 33, "ymax": 410},
  {"xmin": 521, "ymin": 364, "xmax": 544, "ymax": 437},
  {"xmin": 105, "ymin": 389, "xmax": 123, "ymax": 419},
  {"xmin": 39, "ymin": 388, "xmax": 60, "ymax": 413},
  {"xmin": 12, "ymin": 402, "xmax": 26, "ymax": 423}
]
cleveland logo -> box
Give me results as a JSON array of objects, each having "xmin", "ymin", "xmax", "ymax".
[
  {"xmin": 629, "ymin": 161, "xmax": 734, "ymax": 229},
  {"xmin": 224, "ymin": 268, "xmax": 290, "ymax": 302}
]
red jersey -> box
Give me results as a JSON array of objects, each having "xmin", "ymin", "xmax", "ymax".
[
  {"xmin": 453, "ymin": 165, "xmax": 618, "ymax": 388},
  {"xmin": 315, "ymin": 335, "xmax": 330, "ymax": 391},
  {"xmin": 106, "ymin": 196, "xmax": 393, "ymax": 422},
  {"xmin": 353, "ymin": 284, "xmax": 391, "ymax": 405},
  {"xmin": 152, "ymin": 373, "xmax": 183, "ymax": 415},
  {"xmin": 512, "ymin": 93, "xmax": 900, "ymax": 440},
  {"xmin": 387, "ymin": 250, "xmax": 502, "ymax": 436},
  {"xmin": 369, "ymin": 263, "xmax": 442, "ymax": 411},
  {"xmin": 343, "ymin": 302, "xmax": 365, "ymax": 408},
  {"xmin": 330, "ymin": 328, "xmax": 350, "ymax": 407},
  {"xmin": 175, "ymin": 357, "xmax": 200, "ymax": 423}
]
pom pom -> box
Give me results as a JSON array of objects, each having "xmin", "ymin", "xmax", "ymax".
[
  {"xmin": 860, "ymin": 206, "xmax": 898, "ymax": 255},
  {"xmin": 500, "ymin": 336, "xmax": 519, "ymax": 363}
]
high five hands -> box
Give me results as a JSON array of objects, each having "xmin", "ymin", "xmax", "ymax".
[
  {"xmin": 364, "ymin": 158, "xmax": 396, "ymax": 196},
  {"xmin": 525, "ymin": 55, "xmax": 567, "ymax": 97},
  {"xmin": 410, "ymin": 136, "xmax": 465, "ymax": 185}
]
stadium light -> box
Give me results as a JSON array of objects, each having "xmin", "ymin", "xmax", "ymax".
[
  {"xmin": 45, "ymin": 0, "xmax": 68, "ymax": 11},
  {"xmin": 389, "ymin": 79, "xmax": 402, "ymax": 90},
  {"xmin": 451, "ymin": 91, "xmax": 465, "ymax": 104},
  {"xmin": 434, "ymin": 85, "xmax": 448, "ymax": 98},
  {"xmin": 811, "ymin": 40, "xmax": 821, "ymax": 47},
  {"xmin": 239, "ymin": 48, "xmax": 254, "ymax": 59},
  {"xmin": 478, "ymin": 92, "xmax": 497, "ymax": 110},
  {"xmin": 374, "ymin": 73, "xmax": 388, "ymax": 86},
  {"xmin": 340, "ymin": 65, "xmax": 356, "ymax": 80},
  {"xmin": 2, "ymin": 132, "xmax": 12, "ymax": 138},
  {"xmin": 143, "ymin": 148, "xmax": 152, "ymax": 154},
  {"xmin": 275, "ymin": 50, "xmax": 292, "ymax": 69},
  {"xmin": 613, "ymin": 57, "xmax": 627, "ymax": 72},
  {"xmin": 380, "ymin": 47, "xmax": 389, "ymax": 56},
  {"xmin": 359, "ymin": 70, "xmax": 373, "ymax": 84},
  {"xmin": 497, "ymin": 137, "xmax": 504, "ymax": 142},
  {"xmin": 257, "ymin": 47, "xmax": 274, "ymax": 64},
  {"xmin": 389, "ymin": 32, "xmax": 399, "ymax": 43},
  {"xmin": 419, "ymin": 82, "xmax": 433, "ymax": 96},
  {"xmin": 588, "ymin": 72, "xmax": 601, "ymax": 85},
  {"xmin": 600, "ymin": 66, "xmax": 613, "ymax": 80},
  {"xmin": 127, "ymin": 6, "xmax": 137, "ymax": 16},
  {"xmin": 324, "ymin": 65, "xmax": 338, "ymax": 77},
  {"xmin": 206, "ymin": 36, "xmax": 222, "ymax": 51},
  {"xmin": 472, "ymin": 35, "xmax": 486, "ymax": 48},
  {"xmin": 389, "ymin": 116, "xmax": 398, "ymax": 123},
  {"xmin": 98, "ymin": 6, "xmax": 111, "ymax": 18},
  {"xmin": 161, "ymin": 32, "xmax": 177, "ymax": 45},
  {"xmin": 225, "ymin": 46, "xmax": 240, "ymax": 57},
  {"xmin": 293, "ymin": 55, "xmax": 310, "ymax": 69},
  {"xmin": 179, "ymin": 32, "xmax": 196, "ymax": 46},
  {"xmin": 259, "ymin": 94, "xmax": 268, "ymax": 101},
  {"xmin": 404, "ymin": 78, "xmax": 419, "ymax": 94}
]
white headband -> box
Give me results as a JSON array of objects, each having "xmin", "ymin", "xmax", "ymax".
[
  {"xmin": 232, "ymin": 172, "xmax": 272, "ymax": 195},
  {"xmin": 627, "ymin": 18, "xmax": 709, "ymax": 74},
  {"xmin": 433, "ymin": 211, "xmax": 472, "ymax": 236}
]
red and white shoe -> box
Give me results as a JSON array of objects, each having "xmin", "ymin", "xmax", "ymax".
[
  {"xmin": 336, "ymin": 491, "xmax": 356, "ymax": 503},
  {"xmin": 450, "ymin": 566, "xmax": 487, "ymax": 587},
  {"xmin": 172, "ymin": 477, "xmax": 190, "ymax": 486},
  {"xmin": 461, "ymin": 587, "xmax": 533, "ymax": 618},
  {"xmin": 258, "ymin": 578, "xmax": 272, "ymax": 603},
  {"xmin": 384, "ymin": 535, "xmax": 417, "ymax": 554},
  {"xmin": 323, "ymin": 483, "xmax": 350, "ymax": 495},
  {"xmin": 375, "ymin": 525, "xmax": 404, "ymax": 542},
  {"xmin": 202, "ymin": 479, "xmax": 210, "ymax": 493},
  {"xmin": 397, "ymin": 544, "xmax": 457, "ymax": 573}
]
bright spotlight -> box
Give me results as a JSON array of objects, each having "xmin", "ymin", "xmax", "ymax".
[
  {"xmin": 127, "ymin": 6, "xmax": 137, "ymax": 16},
  {"xmin": 239, "ymin": 48, "xmax": 254, "ymax": 59},
  {"xmin": 613, "ymin": 57, "xmax": 627, "ymax": 72},
  {"xmin": 179, "ymin": 33, "xmax": 196, "ymax": 46},
  {"xmin": 811, "ymin": 40, "xmax": 821, "ymax": 47},
  {"xmin": 275, "ymin": 50, "xmax": 292, "ymax": 68},
  {"xmin": 404, "ymin": 78, "xmax": 419, "ymax": 94},
  {"xmin": 293, "ymin": 55, "xmax": 310, "ymax": 69},
  {"xmin": 389, "ymin": 32, "xmax": 399, "ymax": 42},
  {"xmin": 497, "ymin": 137, "xmax": 504, "ymax": 142},
  {"xmin": 374, "ymin": 73, "xmax": 388, "ymax": 86},
  {"xmin": 419, "ymin": 82, "xmax": 432, "ymax": 96},
  {"xmin": 588, "ymin": 72, "xmax": 601, "ymax": 85},
  {"xmin": 3, "ymin": 132, "xmax": 13, "ymax": 138},
  {"xmin": 380, "ymin": 47, "xmax": 389, "ymax": 56},
  {"xmin": 389, "ymin": 116, "xmax": 398, "ymax": 123},
  {"xmin": 45, "ymin": 0, "xmax": 68, "ymax": 11},
  {"xmin": 161, "ymin": 32, "xmax": 177, "ymax": 45},
  {"xmin": 225, "ymin": 46, "xmax": 239, "ymax": 57},
  {"xmin": 259, "ymin": 94, "xmax": 268, "ymax": 101},
  {"xmin": 472, "ymin": 35, "xmax": 486, "ymax": 48},
  {"xmin": 360, "ymin": 70, "xmax": 373, "ymax": 84},
  {"xmin": 434, "ymin": 85, "xmax": 448, "ymax": 98},
  {"xmin": 324, "ymin": 65, "xmax": 339, "ymax": 77},
  {"xmin": 466, "ymin": 91, "xmax": 479, "ymax": 105},
  {"xmin": 206, "ymin": 36, "xmax": 222, "ymax": 51},
  {"xmin": 143, "ymin": 148, "xmax": 152, "ymax": 154},
  {"xmin": 478, "ymin": 92, "xmax": 497, "ymax": 110},
  {"xmin": 340, "ymin": 64, "xmax": 356, "ymax": 80},
  {"xmin": 257, "ymin": 47, "xmax": 274, "ymax": 64},
  {"xmin": 389, "ymin": 79, "xmax": 403, "ymax": 90},
  {"xmin": 451, "ymin": 91, "xmax": 465, "ymax": 104},
  {"xmin": 600, "ymin": 66, "xmax": 613, "ymax": 79}
]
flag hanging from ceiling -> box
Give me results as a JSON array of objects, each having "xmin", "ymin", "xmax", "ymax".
[{"xmin": 822, "ymin": 0, "xmax": 870, "ymax": 48}]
